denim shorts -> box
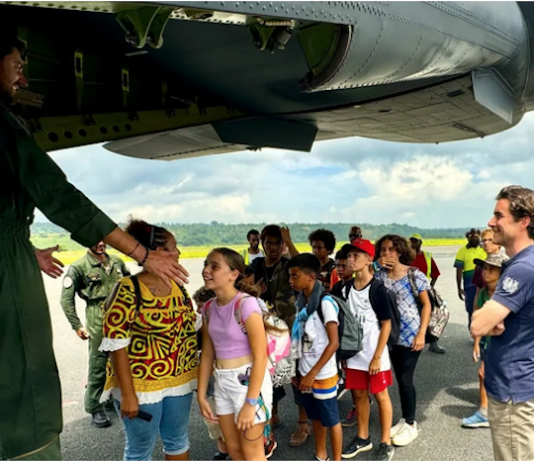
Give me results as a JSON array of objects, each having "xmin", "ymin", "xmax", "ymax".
[{"xmin": 114, "ymin": 393, "xmax": 193, "ymax": 461}]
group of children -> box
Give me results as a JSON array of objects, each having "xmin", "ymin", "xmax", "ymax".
[
  {"xmin": 191, "ymin": 234, "xmax": 437, "ymax": 462},
  {"xmin": 99, "ymin": 220, "xmax": 500, "ymax": 462}
]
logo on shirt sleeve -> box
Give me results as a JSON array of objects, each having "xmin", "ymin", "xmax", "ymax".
[{"xmin": 502, "ymin": 276, "xmax": 519, "ymax": 294}]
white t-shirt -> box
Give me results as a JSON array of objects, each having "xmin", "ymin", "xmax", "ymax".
[
  {"xmin": 346, "ymin": 284, "xmax": 391, "ymax": 372},
  {"xmin": 248, "ymin": 250, "xmax": 264, "ymax": 264},
  {"xmin": 298, "ymin": 298, "xmax": 339, "ymax": 380}
]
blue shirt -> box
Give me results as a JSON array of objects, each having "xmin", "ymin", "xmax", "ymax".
[{"xmin": 485, "ymin": 245, "xmax": 534, "ymax": 404}]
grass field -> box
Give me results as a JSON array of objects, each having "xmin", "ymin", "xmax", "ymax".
[{"xmin": 48, "ymin": 239, "xmax": 466, "ymax": 265}]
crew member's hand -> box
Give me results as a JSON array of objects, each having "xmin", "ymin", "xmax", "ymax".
[
  {"xmin": 369, "ymin": 357, "xmax": 381, "ymax": 375},
  {"xmin": 143, "ymin": 249, "xmax": 189, "ymax": 288},
  {"xmin": 198, "ymin": 397, "xmax": 219, "ymax": 424},
  {"xmin": 458, "ymin": 288, "xmax": 465, "ymax": 301},
  {"xmin": 411, "ymin": 332, "xmax": 425, "ymax": 352},
  {"xmin": 237, "ymin": 403, "xmax": 256, "ymax": 431},
  {"xmin": 35, "ymin": 245, "xmax": 64, "ymax": 278},
  {"xmin": 76, "ymin": 327, "xmax": 90, "ymax": 340},
  {"xmin": 120, "ymin": 393, "xmax": 139, "ymax": 419}
]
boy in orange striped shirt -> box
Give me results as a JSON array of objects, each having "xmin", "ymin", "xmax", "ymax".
[{"xmin": 288, "ymin": 254, "xmax": 343, "ymax": 461}]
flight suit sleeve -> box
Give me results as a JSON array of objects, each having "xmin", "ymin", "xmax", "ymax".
[
  {"xmin": 60, "ymin": 265, "xmax": 83, "ymax": 331},
  {"xmin": 4, "ymin": 116, "xmax": 117, "ymax": 247}
]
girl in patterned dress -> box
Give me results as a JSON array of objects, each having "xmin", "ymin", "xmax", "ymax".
[{"xmin": 100, "ymin": 220, "xmax": 198, "ymax": 461}]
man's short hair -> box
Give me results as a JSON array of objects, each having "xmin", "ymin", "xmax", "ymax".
[
  {"xmin": 247, "ymin": 229, "xmax": 260, "ymax": 239},
  {"xmin": 287, "ymin": 253, "xmax": 321, "ymax": 276},
  {"xmin": 0, "ymin": 35, "xmax": 25, "ymax": 60},
  {"xmin": 308, "ymin": 228, "xmax": 336, "ymax": 253},
  {"xmin": 261, "ymin": 224, "xmax": 283, "ymax": 243},
  {"xmin": 335, "ymin": 249, "xmax": 348, "ymax": 261},
  {"xmin": 496, "ymin": 185, "xmax": 534, "ymax": 239},
  {"xmin": 466, "ymin": 228, "xmax": 481, "ymax": 238}
]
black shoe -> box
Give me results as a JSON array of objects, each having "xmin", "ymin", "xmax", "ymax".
[
  {"xmin": 342, "ymin": 436, "xmax": 373, "ymax": 459},
  {"xmin": 92, "ymin": 410, "xmax": 111, "ymax": 428},
  {"xmin": 429, "ymin": 341, "xmax": 445, "ymax": 354},
  {"xmin": 213, "ymin": 451, "xmax": 230, "ymax": 460},
  {"xmin": 376, "ymin": 443, "xmax": 394, "ymax": 461}
]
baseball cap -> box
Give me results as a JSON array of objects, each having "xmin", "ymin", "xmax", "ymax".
[
  {"xmin": 347, "ymin": 238, "xmax": 376, "ymax": 259},
  {"xmin": 474, "ymin": 253, "xmax": 509, "ymax": 268},
  {"xmin": 410, "ymin": 233, "xmax": 423, "ymax": 242}
]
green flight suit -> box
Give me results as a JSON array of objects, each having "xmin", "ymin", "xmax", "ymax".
[
  {"xmin": 0, "ymin": 103, "xmax": 117, "ymax": 460},
  {"xmin": 60, "ymin": 252, "xmax": 130, "ymax": 415}
]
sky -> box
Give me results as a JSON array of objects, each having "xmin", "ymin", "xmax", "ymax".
[{"xmin": 39, "ymin": 112, "xmax": 534, "ymax": 229}]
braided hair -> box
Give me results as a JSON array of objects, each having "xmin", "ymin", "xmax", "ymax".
[{"xmin": 125, "ymin": 218, "xmax": 169, "ymax": 250}]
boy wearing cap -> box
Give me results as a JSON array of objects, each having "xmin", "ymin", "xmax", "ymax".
[
  {"xmin": 462, "ymin": 253, "xmax": 509, "ymax": 429},
  {"xmin": 341, "ymin": 239, "xmax": 395, "ymax": 462},
  {"xmin": 409, "ymin": 234, "xmax": 445, "ymax": 354}
]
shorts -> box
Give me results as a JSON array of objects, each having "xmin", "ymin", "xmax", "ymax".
[
  {"xmin": 213, "ymin": 363, "xmax": 273, "ymax": 424},
  {"xmin": 114, "ymin": 393, "xmax": 193, "ymax": 460},
  {"xmin": 345, "ymin": 368, "xmax": 393, "ymax": 395},
  {"xmin": 204, "ymin": 397, "xmax": 224, "ymax": 441},
  {"xmin": 300, "ymin": 376, "xmax": 340, "ymax": 428}
]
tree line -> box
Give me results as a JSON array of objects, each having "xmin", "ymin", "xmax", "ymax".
[{"xmin": 31, "ymin": 221, "xmax": 476, "ymax": 250}]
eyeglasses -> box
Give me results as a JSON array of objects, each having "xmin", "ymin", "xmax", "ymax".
[{"xmin": 348, "ymin": 234, "xmax": 361, "ymax": 239}]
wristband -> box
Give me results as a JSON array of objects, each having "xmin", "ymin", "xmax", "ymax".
[
  {"xmin": 245, "ymin": 397, "xmax": 259, "ymax": 406},
  {"xmin": 127, "ymin": 242, "xmax": 140, "ymax": 258},
  {"xmin": 139, "ymin": 247, "xmax": 149, "ymax": 266}
]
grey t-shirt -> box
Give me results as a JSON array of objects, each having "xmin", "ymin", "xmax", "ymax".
[{"xmin": 485, "ymin": 245, "xmax": 534, "ymax": 403}]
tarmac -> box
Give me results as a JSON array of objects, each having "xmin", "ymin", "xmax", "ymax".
[{"xmin": 44, "ymin": 246, "xmax": 493, "ymax": 461}]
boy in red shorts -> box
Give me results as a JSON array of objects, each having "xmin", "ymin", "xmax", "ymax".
[{"xmin": 341, "ymin": 239, "xmax": 395, "ymax": 461}]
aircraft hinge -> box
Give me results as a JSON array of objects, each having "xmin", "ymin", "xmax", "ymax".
[{"xmin": 116, "ymin": 6, "xmax": 175, "ymax": 49}]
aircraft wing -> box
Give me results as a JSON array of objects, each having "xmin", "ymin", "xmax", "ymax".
[{"xmin": 1, "ymin": 1, "xmax": 532, "ymax": 160}]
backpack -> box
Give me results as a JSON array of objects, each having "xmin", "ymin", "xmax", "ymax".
[
  {"xmin": 203, "ymin": 293, "xmax": 295, "ymax": 388},
  {"xmin": 317, "ymin": 293, "xmax": 363, "ymax": 361},
  {"xmin": 342, "ymin": 278, "xmax": 401, "ymax": 349},
  {"xmin": 406, "ymin": 267, "xmax": 450, "ymax": 342}
]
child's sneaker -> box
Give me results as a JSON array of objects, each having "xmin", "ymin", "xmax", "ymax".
[
  {"xmin": 462, "ymin": 411, "xmax": 489, "ymax": 428},
  {"xmin": 392, "ymin": 421, "xmax": 418, "ymax": 446},
  {"xmin": 342, "ymin": 436, "xmax": 373, "ymax": 459},
  {"xmin": 341, "ymin": 407, "xmax": 357, "ymax": 427},
  {"xmin": 390, "ymin": 418, "xmax": 406, "ymax": 437},
  {"xmin": 376, "ymin": 442, "xmax": 395, "ymax": 461}
]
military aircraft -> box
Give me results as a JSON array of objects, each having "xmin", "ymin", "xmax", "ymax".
[{"xmin": 2, "ymin": 1, "xmax": 533, "ymax": 160}]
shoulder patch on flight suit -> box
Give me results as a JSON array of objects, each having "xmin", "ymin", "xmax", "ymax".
[{"xmin": 63, "ymin": 276, "xmax": 73, "ymax": 289}]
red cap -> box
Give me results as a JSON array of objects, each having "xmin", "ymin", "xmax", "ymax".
[{"xmin": 350, "ymin": 238, "xmax": 375, "ymax": 259}]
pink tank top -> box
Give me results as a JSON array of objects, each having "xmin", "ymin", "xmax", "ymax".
[{"xmin": 203, "ymin": 293, "xmax": 262, "ymax": 360}]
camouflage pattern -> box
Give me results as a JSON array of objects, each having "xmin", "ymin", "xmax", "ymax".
[
  {"xmin": 251, "ymin": 257, "xmax": 297, "ymax": 329},
  {"xmin": 60, "ymin": 251, "xmax": 129, "ymax": 414}
]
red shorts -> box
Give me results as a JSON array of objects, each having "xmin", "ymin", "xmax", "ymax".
[{"xmin": 345, "ymin": 368, "xmax": 393, "ymax": 395}]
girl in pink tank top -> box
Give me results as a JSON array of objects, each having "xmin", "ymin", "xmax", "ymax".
[{"xmin": 197, "ymin": 248, "xmax": 273, "ymax": 461}]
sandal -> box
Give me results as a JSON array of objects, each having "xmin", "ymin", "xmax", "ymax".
[
  {"xmin": 315, "ymin": 456, "xmax": 330, "ymax": 461},
  {"xmin": 289, "ymin": 421, "xmax": 310, "ymax": 447}
]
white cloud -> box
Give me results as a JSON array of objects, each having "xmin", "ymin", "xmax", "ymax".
[{"xmin": 35, "ymin": 112, "xmax": 534, "ymax": 228}]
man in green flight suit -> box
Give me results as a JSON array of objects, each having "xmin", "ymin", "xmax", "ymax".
[
  {"xmin": 0, "ymin": 36, "xmax": 190, "ymax": 460},
  {"xmin": 60, "ymin": 241, "xmax": 130, "ymax": 428}
]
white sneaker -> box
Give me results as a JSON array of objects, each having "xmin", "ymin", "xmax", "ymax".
[
  {"xmin": 390, "ymin": 418, "xmax": 406, "ymax": 438},
  {"xmin": 392, "ymin": 421, "xmax": 418, "ymax": 447}
]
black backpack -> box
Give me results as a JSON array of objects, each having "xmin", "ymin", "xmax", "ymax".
[
  {"xmin": 317, "ymin": 293, "xmax": 363, "ymax": 360},
  {"xmin": 341, "ymin": 278, "xmax": 401, "ymax": 349}
]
